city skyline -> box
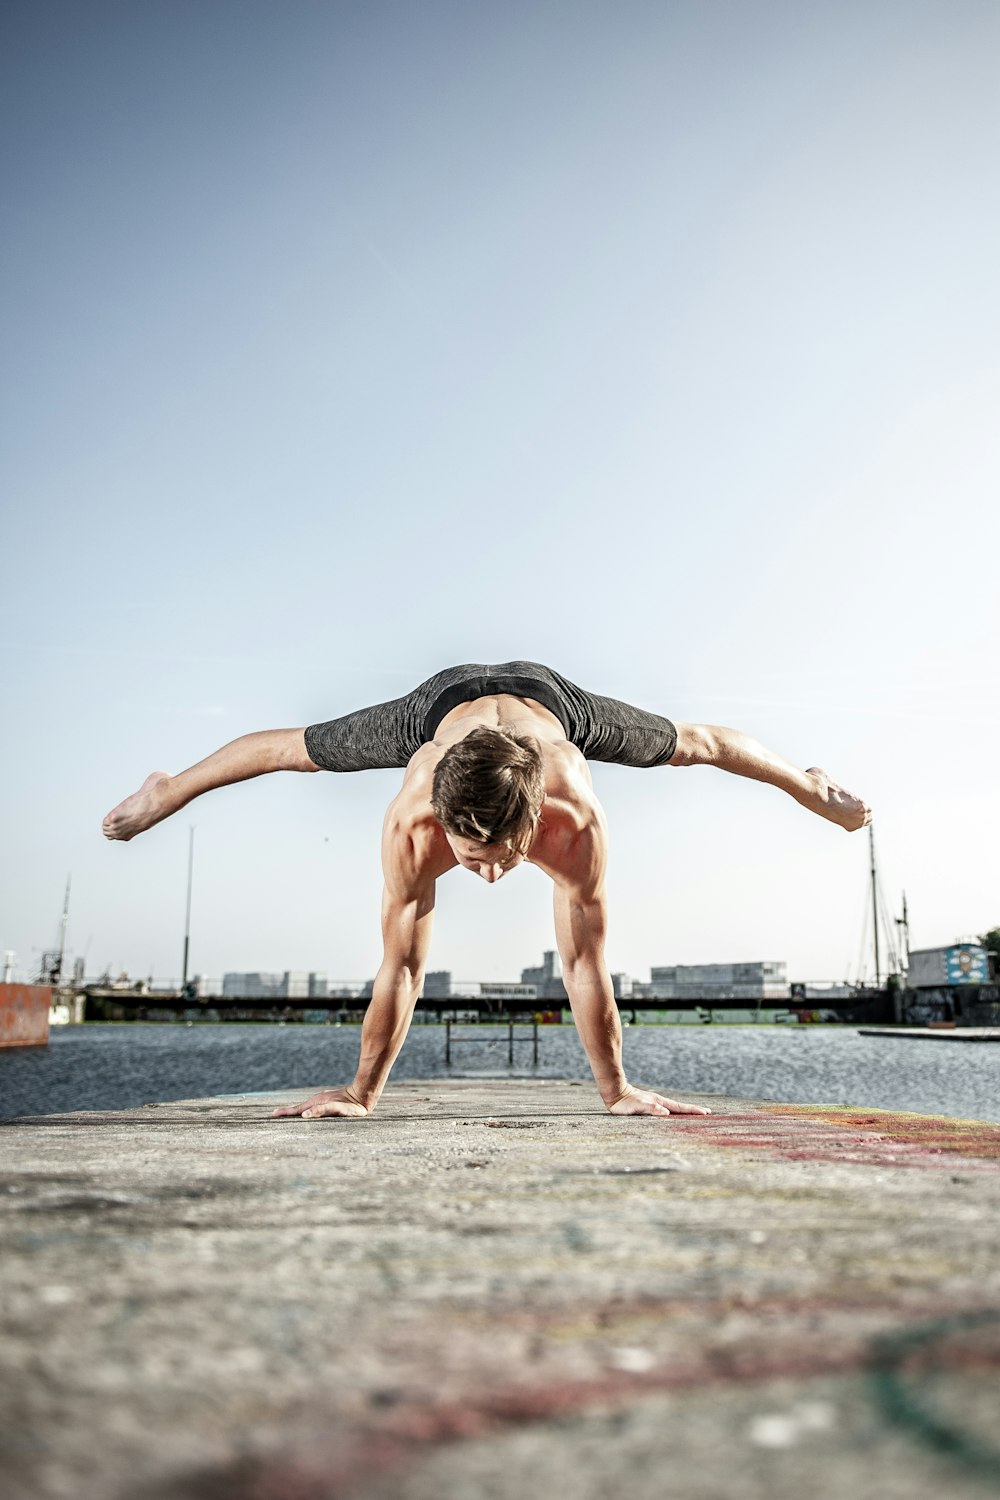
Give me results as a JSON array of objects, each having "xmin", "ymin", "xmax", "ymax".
[{"xmin": 10, "ymin": 843, "xmax": 974, "ymax": 991}]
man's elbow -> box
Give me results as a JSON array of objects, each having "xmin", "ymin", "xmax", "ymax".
[
  {"xmin": 562, "ymin": 955, "xmax": 610, "ymax": 993},
  {"xmin": 373, "ymin": 961, "xmax": 425, "ymax": 998}
]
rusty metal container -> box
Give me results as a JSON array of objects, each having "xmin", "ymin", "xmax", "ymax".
[{"xmin": 0, "ymin": 983, "xmax": 51, "ymax": 1048}]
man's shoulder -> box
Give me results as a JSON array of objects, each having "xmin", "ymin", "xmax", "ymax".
[
  {"xmin": 381, "ymin": 783, "xmax": 454, "ymax": 893},
  {"xmin": 530, "ymin": 769, "xmax": 608, "ymax": 888},
  {"xmin": 538, "ymin": 737, "xmax": 604, "ymax": 819}
]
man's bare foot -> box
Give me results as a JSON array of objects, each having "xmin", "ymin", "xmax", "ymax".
[
  {"xmin": 102, "ymin": 772, "xmax": 173, "ymax": 841},
  {"xmin": 805, "ymin": 767, "xmax": 872, "ymax": 832}
]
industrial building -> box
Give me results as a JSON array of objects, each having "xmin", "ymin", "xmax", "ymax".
[
  {"xmin": 907, "ymin": 944, "xmax": 989, "ymax": 988},
  {"xmin": 221, "ymin": 971, "xmax": 328, "ymax": 998},
  {"xmin": 520, "ymin": 950, "xmax": 568, "ymax": 1000},
  {"xmin": 641, "ymin": 961, "xmax": 788, "ymax": 1001}
]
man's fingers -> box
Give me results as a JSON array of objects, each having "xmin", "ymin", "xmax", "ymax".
[
  {"xmin": 271, "ymin": 1089, "xmax": 368, "ymax": 1119},
  {"xmin": 656, "ymin": 1096, "xmax": 712, "ymax": 1115},
  {"xmin": 271, "ymin": 1105, "xmax": 364, "ymax": 1119},
  {"xmin": 301, "ymin": 1103, "xmax": 368, "ymax": 1119}
]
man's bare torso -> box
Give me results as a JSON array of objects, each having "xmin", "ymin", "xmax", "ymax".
[{"xmin": 381, "ymin": 694, "xmax": 608, "ymax": 899}]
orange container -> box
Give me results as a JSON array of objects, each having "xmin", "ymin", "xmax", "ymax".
[{"xmin": 0, "ymin": 983, "xmax": 51, "ymax": 1047}]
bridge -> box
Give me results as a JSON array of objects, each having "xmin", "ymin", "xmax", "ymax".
[{"xmin": 78, "ymin": 985, "xmax": 896, "ymax": 1024}]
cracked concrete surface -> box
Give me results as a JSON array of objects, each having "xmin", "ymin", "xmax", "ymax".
[{"xmin": 3, "ymin": 1080, "xmax": 999, "ymax": 1499}]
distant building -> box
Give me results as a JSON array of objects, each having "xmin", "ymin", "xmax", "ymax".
[
  {"xmin": 223, "ymin": 972, "xmax": 283, "ymax": 998},
  {"xmin": 422, "ymin": 971, "xmax": 452, "ymax": 998},
  {"xmin": 793, "ymin": 982, "xmax": 853, "ymax": 1001},
  {"xmin": 222, "ymin": 971, "xmax": 329, "ymax": 998},
  {"xmin": 611, "ymin": 973, "xmax": 636, "ymax": 999},
  {"xmin": 908, "ymin": 945, "xmax": 988, "ymax": 989},
  {"xmin": 647, "ymin": 961, "xmax": 787, "ymax": 1001},
  {"xmin": 520, "ymin": 950, "xmax": 568, "ymax": 1000}
]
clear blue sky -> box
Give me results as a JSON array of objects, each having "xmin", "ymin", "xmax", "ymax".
[{"xmin": 2, "ymin": 1, "xmax": 998, "ymax": 987}]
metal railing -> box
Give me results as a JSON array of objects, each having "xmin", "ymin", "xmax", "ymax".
[{"xmin": 445, "ymin": 1017, "xmax": 539, "ymax": 1065}]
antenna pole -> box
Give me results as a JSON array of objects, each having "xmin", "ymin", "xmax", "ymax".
[
  {"xmin": 869, "ymin": 824, "xmax": 881, "ymax": 989},
  {"xmin": 56, "ymin": 875, "xmax": 71, "ymax": 986},
  {"xmin": 181, "ymin": 828, "xmax": 195, "ymax": 993}
]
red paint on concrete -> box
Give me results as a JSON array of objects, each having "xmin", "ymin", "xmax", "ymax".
[
  {"xmin": 767, "ymin": 1103, "xmax": 1000, "ymax": 1160},
  {"xmin": 230, "ymin": 1330, "xmax": 1000, "ymax": 1500},
  {"xmin": 0, "ymin": 983, "xmax": 50, "ymax": 1048},
  {"xmin": 659, "ymin": 1104, "xmax": 1000, "ymax": 1169}
]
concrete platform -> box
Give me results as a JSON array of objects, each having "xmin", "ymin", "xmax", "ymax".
[{"xmin": 3, "ymin": 1081, "xmax": 1000, "ymax": 1500}]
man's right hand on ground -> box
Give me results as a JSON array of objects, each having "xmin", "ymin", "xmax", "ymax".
[{"xmin": 271, "ymin": 1087, "xmax": 370, "ymax": 1119}]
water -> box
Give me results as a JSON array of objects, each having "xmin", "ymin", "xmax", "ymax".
[{"xmin": 1, "ymin": 1022, "xmax": 997, "ymax": 1122}]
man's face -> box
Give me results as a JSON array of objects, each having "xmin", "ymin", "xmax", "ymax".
[{"xmin": 445, "ymin": 834, "xmax": 526, "ymax": 883}]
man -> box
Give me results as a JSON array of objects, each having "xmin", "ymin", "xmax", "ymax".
[{"xmin": 103, "ymin": 660, "xmax": 871, "ymax": 1121}]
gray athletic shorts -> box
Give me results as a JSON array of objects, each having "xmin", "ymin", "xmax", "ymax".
[{"xmin": 304, "ymin": 661, "xmax": 677, "ymax": 772}]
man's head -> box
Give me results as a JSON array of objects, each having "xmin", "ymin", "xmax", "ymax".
[{"xmin": 431, "ymin": 726, "xmax": 544, "ymax": 880}]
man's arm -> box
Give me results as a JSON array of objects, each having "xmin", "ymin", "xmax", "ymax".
[
  {"xmin": 351, "ymin": 883, "xmax": 436, "ymax": 1109},
  {"xmin": 552, "ymin": 853, "xmax": 710, "ymax": 1118},
  {"xmin": 272, "ymin": 881, "xmax": 435, "ymax": 1119}
]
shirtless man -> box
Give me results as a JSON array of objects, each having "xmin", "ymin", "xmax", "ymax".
[{"xmin": 103, "ymin": 661, "xmax": 871, "ymax": 1121}]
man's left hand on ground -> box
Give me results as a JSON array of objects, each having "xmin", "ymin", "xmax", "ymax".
[
  {"xmin": 272, "ymin": 1086, "xmax": 370, "ymax": 1119},
  {"xmin": 606, "ymin": 1085, "xmax": 711, "ymax": 1117}
]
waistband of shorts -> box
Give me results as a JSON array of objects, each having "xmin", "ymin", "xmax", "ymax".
[{"xmin": 422, "ymin": 668, "xmax": 572, "ymax": 743}]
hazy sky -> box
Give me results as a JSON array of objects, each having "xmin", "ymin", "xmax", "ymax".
[{"xmin": 2, "ymin": 0, "xmax": 998, "ymax": 988}]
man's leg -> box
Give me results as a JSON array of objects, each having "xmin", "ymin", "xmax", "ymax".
[
  {"xmin": 669, "ymin": 723, "xmax": 871, "ymax": 832},
  {"xmin": 102, "ymin": 729, "xmax": 318, "ymax": 842}
]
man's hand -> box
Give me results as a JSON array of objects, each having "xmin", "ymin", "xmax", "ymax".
[
  {"xmin": 606, "ymin": 1085, "xmax": 711, "ymax": 1117},
  {"xmin": 271, "ymin": 1086, "xmax": 370, "ymax": 1120}
]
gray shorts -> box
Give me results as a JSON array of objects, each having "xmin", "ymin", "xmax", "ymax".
[{"xmin": 304, "ymin": 661, "xmax": 677, "ymax": 772}]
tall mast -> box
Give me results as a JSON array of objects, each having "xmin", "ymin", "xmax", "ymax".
[
  {"xmin": 181, "ymin": 828, "xmax": 195, "ymax": 993},
  {"xmin": 869, "ymin": 824, "xmax": 881, "ymax": 989},
  {"xmin": 56, "ymin": 874, "xmax": 71, "ymax": 985}
]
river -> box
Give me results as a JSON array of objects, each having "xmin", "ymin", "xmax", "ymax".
[{"xmin": 1, "ymin": 1021, "xmax": 997, "ymax": 1122}]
